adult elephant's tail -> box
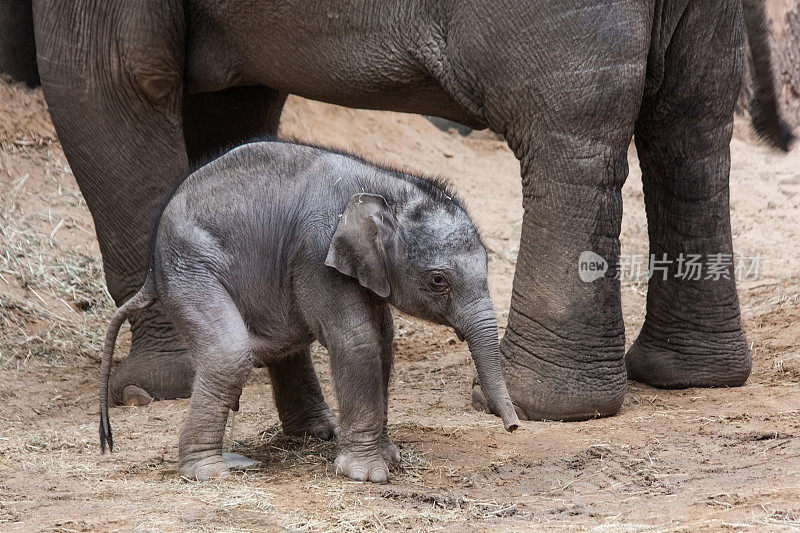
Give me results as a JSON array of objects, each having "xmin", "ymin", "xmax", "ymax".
[
  {"xmin": 742, "ymin": 0, "xmax": 794, "ymax": 151},
  {"xmin": 0, "ymin": 0, "xmax": 39, "ymax": 86}
]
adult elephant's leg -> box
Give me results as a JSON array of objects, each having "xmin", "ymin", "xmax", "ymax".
[
  {"xmin": 468, "ymin": 2, "xmax": 650, "ymax": 421},
  {"xmin": 490, "ymin": 143, "xmax": 634, "ymax": 421},
  {"xmin": 182, "ymin": 86, "xmax": 287, "ymax": 164},
  {"xmin": 116, "ymin": 87, "xmax": 288, "ymax": 405},
  {"xmin": 626, "ymin": 2, "xmax": 751, "ymax": 387},
  {"xmin": 33, "ymin": 2, "xmax": 193, "ymax": 404},
  {"xmin": 0, "ymin": 0, "xmax": 39, "ymax": 86}
]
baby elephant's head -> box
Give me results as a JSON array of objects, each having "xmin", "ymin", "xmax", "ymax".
[{"xmin": 325, "ymin": 191, "xmax": 520, "ymax": 432}]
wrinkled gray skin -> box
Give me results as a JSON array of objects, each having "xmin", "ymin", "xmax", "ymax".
[
  {"xmin": 98, "ymin": 140, "xmax": 520, "ymax": 482},
  {"xmin": 2, "ymin": 0, "xmax": 793, "ymax": 421}
]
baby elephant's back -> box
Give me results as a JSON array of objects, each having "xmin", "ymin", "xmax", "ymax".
[
  {"xmin": 152, "ymin": 141, "xmax": 339, "ymax": 297},
  {"xmin": 161, "ymin": 142, "xmax": 319, "ymax": 242}
]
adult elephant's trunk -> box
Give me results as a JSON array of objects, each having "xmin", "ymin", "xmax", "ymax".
[{"xmin": 458, "ymin": 300, "xmax": 520, "ymax": 432}]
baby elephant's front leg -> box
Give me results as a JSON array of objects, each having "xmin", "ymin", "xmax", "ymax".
[{"xmin": 329, "ymin": 324, "xmax": 390, "ymax": 483}]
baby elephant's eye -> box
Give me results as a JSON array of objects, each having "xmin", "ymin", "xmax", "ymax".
[{"xmin": 428, "ymin": 272, "xmax": 450, "ymax": 292}]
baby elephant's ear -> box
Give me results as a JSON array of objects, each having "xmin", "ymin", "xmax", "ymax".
[{"xmin": 325, "ymin": 193, "xmax": 395, "ymax": 298}]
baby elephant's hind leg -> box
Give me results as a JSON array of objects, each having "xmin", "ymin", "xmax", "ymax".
[
  {"xmin": 378, "ymin": 307, "xmax": 400, "ymax": 466},
  {"xmin": 163, "ymin": 283, "xmax": 254, "ymax": 481},
  {"xmin": 269, "ymin": 346, "xmax": 339, "ymax": 440}
]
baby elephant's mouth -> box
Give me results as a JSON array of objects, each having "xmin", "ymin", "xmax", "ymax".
[{"xmin": 452, "ymin": 327, "xmax": 465, "ymax": 342}]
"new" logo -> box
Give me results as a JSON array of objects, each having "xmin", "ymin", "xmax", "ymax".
[{"xmin": 578, "ymin": 251, "xmax": 608, "ymax": 282}]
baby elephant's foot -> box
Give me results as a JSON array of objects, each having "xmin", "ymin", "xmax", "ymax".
[
  {"xmin": 222, "ymin": 452, "xmax": 260, "ymax": 471},
  {"xmin": 179, "ymin": 455, "xmax": 230, "ymax": 482},
  {"xmin": 334, "ymin": 448, "xmax": 389, "ymax": 483},
  {"xmin": 380, "ymin": 433, "xmax": 401, "ymax": 465},
  {"xmin": 282, "ymin": 406, "xmax": 340, "ymax": 441}
]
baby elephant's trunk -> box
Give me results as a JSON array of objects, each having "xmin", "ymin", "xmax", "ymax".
[{"xmin": 460, "ymin": 301, "xmax": 520, "ymax": 432}]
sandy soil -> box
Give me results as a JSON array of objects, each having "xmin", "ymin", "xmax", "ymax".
[{"xmin": 1, "ymin": 77, "xmax": 799, "ymax": 531}]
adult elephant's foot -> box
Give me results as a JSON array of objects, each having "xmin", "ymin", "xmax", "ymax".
[
  {"xmin": 625, "ymin": 319, "xmax": 751, "ymax": 388},
  {"xmin": 281, "ymin": 405, "xmax": 340, "ymax": 441},
  {"xmin": 472, "ymin": 338, "xmax": 627, "ymax": 422},
  {"xmin": 108, "ymin": 303, "xmax": 195, "ymax": 405},
  {"xmin": 179, "ymin": 454, "xmax": 230, "ymax": 482},
  {"xmin": 121, "ymin": 385, "xmax": 154, "ymax": 406},
  {"xmin": 470, "ymin": 210, "xmax": 629, "ymax": 422}
]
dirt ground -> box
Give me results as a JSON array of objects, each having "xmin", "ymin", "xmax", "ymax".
[{"xmin": 1, "ymin": 77, "xmax": 799, "ymax": 532}]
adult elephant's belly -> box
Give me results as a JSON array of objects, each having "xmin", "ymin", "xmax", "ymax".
[{"xmin": 184, "ymin": 0, "xmax": 484, "ymax": 128}]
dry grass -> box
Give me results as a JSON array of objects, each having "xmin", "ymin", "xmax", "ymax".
[
  {"xmin": 0, "ymin": 138, "xmax": 113, "ymax": 369},
  {"xmin": 218, "ymin": 423, "xmax": 523, "ymax": 530}
]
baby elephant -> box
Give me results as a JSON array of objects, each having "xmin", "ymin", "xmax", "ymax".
[{"xmin": 98, "ymin": 139, "xmax": 519, "ymax": 483}]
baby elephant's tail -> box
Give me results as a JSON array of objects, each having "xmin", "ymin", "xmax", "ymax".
[{"xmin": 99, "ymin": 273, "xmax": 158, "ymax": 453}]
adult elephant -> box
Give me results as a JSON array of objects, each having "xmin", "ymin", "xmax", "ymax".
[{"xmin": 2, "ymin": 0, "xmax": 792, "ymax": 422}]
